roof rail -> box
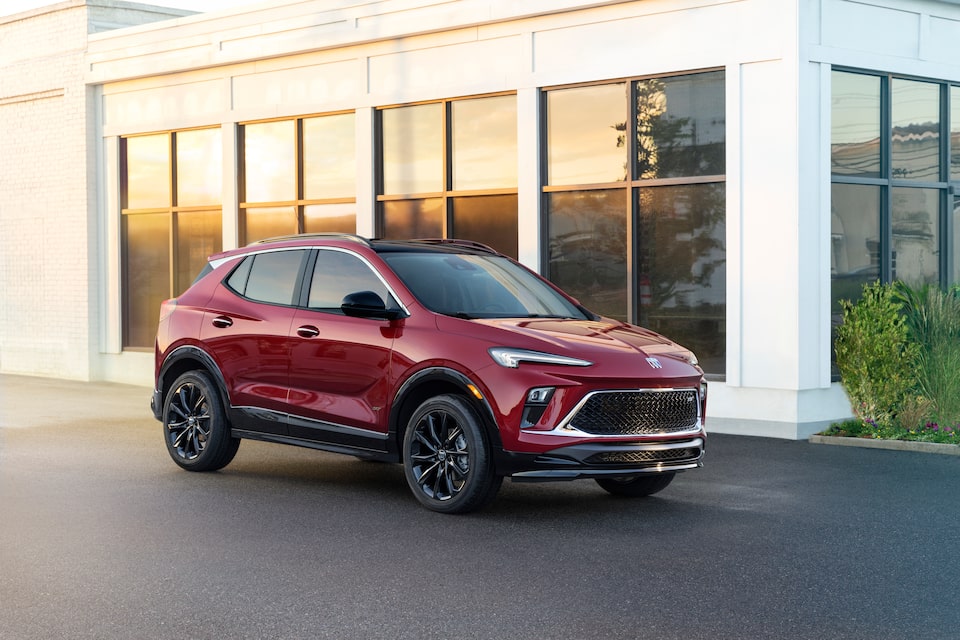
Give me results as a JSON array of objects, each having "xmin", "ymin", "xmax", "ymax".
[
  {"xmin": 406, "ymin": 238, "xmax": 499, "ymax": 254},
  {"xmin": 249, "ymin": 233, "xmax": 371, "ymax": 246}
]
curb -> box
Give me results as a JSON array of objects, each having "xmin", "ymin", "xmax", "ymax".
[{"xmin": 809, "ymin": 434, "xmax": 960, "ymax": 456}]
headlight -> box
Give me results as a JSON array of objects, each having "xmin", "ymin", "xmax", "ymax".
[{"xmin": 488, "ymin": 347, "xmax": 592, "ymax": 369}]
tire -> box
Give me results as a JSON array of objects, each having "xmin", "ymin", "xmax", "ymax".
[
  {"xmin": 596, "ymin": 473, "xmax": 675, "ymax": 497},
  {"xmin": 162, "ymin": 371, "xmax": 239, "ymax": 472},
  {"xmin": 402, "ymin": 394, "xmax": 502, "ymax": 514}
]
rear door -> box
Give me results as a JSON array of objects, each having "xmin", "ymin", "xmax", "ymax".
[
  {"xmin": 286, "ymin": 248, "xmax": 400, "ymax": 450},
  {"xmin": 200, "ymin": 248, "xmax": 309, "ymax": 435}
]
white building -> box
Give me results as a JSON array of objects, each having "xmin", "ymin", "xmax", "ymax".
[{"xmin": 2, "ymin": 0, "xmax": 959, "ymax": 439}]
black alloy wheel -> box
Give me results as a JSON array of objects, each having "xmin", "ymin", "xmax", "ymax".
[
  {"xmin": 595, "ymin": 472, "xmax": 675, "ymax": 497},
  {"xmin": 163, "ymin": 371, "xmax": 239, "ymax": 472},
  {"xmin": 403, "ymin": 394, "xmax": 501, "ymax": 514}
]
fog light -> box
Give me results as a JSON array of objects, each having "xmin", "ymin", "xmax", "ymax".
[{"xmin": 527, "ymin": 387, "xmax": 554, "ymax": 404}]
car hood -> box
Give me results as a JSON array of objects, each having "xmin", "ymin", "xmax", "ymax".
[{"xmin": 455, "ymin": 316, "xmax": 702, "ymax": 375}]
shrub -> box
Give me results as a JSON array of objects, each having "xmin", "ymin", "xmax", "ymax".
[
  {"xmin": 895, "ymin": 283, "xmax": 960, "ymax": 426},
  {"xmin": 834, "ymin": 281, "xmax": 919, "ymax": 426}
]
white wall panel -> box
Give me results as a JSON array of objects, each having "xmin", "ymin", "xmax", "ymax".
[
  {"xmin": 103, "ymin": 79, "xmax": 226, "ymax": 131},
  {"xmin": 822, "ymin": 0, "xmax": 920, "ymax": 58},
  {"xmin": 232, "ymin": 59, "xmax": 363, "ymax": 112}
]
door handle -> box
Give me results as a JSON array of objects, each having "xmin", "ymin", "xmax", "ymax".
[
  {"xmin": 297, "ymin": 325, "xmax": 320, "ymax": 338},
  {"xmin": 211, "ymin": 315, "xmax": 233, "ymax": 328}
]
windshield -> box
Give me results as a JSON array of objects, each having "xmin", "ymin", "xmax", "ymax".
[{"xmin": 381, "ymin": 253, "xmax": 590, "ymax": 320}]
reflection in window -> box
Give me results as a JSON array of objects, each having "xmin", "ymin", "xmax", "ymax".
[
  {"xmin": 240, "ymin": 113, "xmax": 357, "ymax": 243},
  {"xmin": 175, "ymin": 210, "xmax": 222, "ymax": 295},
  {"xmin": 303, "ymin": 113, "xmax": 355, "ymax": 199},
  {"xmin": 831, "ymin": 72, "xmax": 881, "ymax": 178},
  {"xmin": 122, "ymin": 128, "xmax": 223, "ymax": 349},
  {"xmin": 831, "ymin": 183, "xmax": 880, "ymax": 317},
  {"xmin": 892, "ymin": 187, "xmax": 939, "ymax": 285},
  {"xmin": 177, "ymin": 129, "xmax": 222, "ymax": 206},
  {"xmin": 636, "ymin": 72, "xmax": 725, "ymax": 179},
  {"xmin": 891, "ymin": 79, "xmax": 940, "ymax": 181},
  {"xmin": 309, "ymin": 250, "xmax": 390, "ymax": 310},
  {"xmin": 243, "ymin": 120, "xmax": 296, "ymax": 203},
  {"xmin": 244, "ymin": 250, "xmax": 306, "ymax": 305},
  {"xmin": 951, "ymin": 87, "xmax": 960, "ymax": 181},
  {"xmin": 451, "ymin": 96, "xmax": 517, "ymax": 190},
  {"xmin": 451, "ymin": 195, "xmax": 518, "ymax": 258},
  {"xmin": 243, "ymin": 206, "xmax": 297, "ymax": 244},
  {"xmin": 382, "ymin": 198, "xmax": 444, "ymax": 239},
  {"xmin": 124, "ymin": 134, "xmax": 170, "ymax": 209},
  {"xmin": 303, "ymin": 204, "xmax": 356, "ymax": 234},
  {"xmin": 547, "ymin": 83, "xmax": 627, "ymax": 185},
  {"xmin": 123, "ymin": 213, "xmax": 170, "ymax": 349},
  {"xmin": 547, "ymin": 190, "xmax": 627, "ymax": 321},
  {"xmin": 954, "ymin": 196, "xmax": 960, "ymax": 284},
  {"xmin": 638, "ymin": 184, "xmax": 726, "ymax": 372},
  {"xmin": 382, "ymin": 103, "xmax": 443, "ymax": 195},
  {"xmin": 377, "ymin": 96, "xmax": 519, "ymax": 258}
]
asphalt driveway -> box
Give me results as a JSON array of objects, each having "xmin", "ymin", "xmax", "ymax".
[{"xmin": 1, "ymin": 374, "xmax": 958, "ymax": 639}]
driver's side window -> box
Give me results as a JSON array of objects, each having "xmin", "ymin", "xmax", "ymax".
[{"xmin": 308, "ymin": 250, "xmax": 392, "ymax": 311}]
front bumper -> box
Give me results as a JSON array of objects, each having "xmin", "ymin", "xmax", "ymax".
[{"xmin": 496, "ymin": 437, "xmax": 705, "ymax": 482}]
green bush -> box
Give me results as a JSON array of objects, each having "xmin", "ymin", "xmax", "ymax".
[
  {"xmin": 895, "ymin": 283, "xmax": 960, "ymax": 427},
  {"xmin": 834, "ymin": 281, "xmax": 919, "ymax": 427}
]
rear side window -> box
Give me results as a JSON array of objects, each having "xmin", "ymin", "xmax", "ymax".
[{"xmin": 226, "ymin": 250, "xmax": 307, "ymax": 305}]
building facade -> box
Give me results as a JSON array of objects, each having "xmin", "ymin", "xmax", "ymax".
[{"xmin": 2, "ymin": 0, "xmax": 960, "ymax": 438}]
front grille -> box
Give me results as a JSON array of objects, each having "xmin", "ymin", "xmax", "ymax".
[
  {"xmin": 586, "ymin": 447, "xmax": 700, "ymax": 465},
  {"xmin": 566, "ymin": 389, "xmax": 699, "ymax": 436}
]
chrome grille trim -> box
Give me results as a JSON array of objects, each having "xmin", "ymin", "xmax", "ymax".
[{"xmin": 530, "ymin": 387, "xmax": 703, "ymax": 438}]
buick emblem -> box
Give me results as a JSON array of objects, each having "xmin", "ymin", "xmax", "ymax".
[{"xmin": 645, "ymin": 357, "xmax": 662, "ymax": 369}]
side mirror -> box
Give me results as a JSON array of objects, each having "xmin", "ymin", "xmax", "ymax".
[{"xmin": 341, "ymin": 291, "xmax": 402, "ymax": 320}]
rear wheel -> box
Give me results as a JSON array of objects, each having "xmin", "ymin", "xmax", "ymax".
[
  {"xmin": 403, "ymin": 395, "xmax": 502, "ymax": 514},
  {"xmin": 162, "ymin": 371, "xmax": 239, "ymax": 472},
  {"xmin": 596, "ymin": 473, "xmax": 675, "ymax": 497}
]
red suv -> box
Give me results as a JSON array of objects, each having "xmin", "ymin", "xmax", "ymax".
[{"xmin": 152, "ymin": 235, "xmax": 706, "ymax": 513}]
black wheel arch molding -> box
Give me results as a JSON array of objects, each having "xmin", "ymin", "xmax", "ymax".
[
  {"xmin": 152, "ymin": 344, "xmax": 231, "ymax": 421},
  {"xmin": 388, "ymin": 366, "xmax": 504, "ymax": 458}
]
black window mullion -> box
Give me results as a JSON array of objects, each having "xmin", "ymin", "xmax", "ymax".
[
  {"xmin": 627, "ymin": 81, "xmax": 639, "ymax": 324},
  {"xmin": 880, "ymin": 75, "xmax": 893, "ymax": 284}
]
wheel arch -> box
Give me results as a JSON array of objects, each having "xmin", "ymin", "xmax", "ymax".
[
  {"xmin": 389, "ymin": 367, "xmax": 503, "ymax": 459},
  {"xmin": 157, "ymin": 346, "xmax": 232, "ymax": 416}
]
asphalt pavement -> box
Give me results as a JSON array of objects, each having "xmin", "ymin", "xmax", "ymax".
[{"xmin": 1, "ymin": 373, "xmax": 958, "ymax": 640}]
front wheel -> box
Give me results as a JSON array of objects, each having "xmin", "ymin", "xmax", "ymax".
[
  {"xmin": 162, "ymin": 371, "xmax": 239, "ymax": 472},
  {"xmin": 595, "ymin": 473, "xmax": 675, "ymax": 497},
  {"xmin": 402, "ymin": 395, "xmax": 502, "ymax": 514}
]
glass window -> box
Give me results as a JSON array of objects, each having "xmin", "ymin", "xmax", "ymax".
[
  {"xmin": 547, "ymin": 190, "xmax": 627, "ymax": 321},
  {"xmin": 892, "ymin": 187, "xmax": 939, "ymax": 284},
  {"xmin": 636, "ymin": 71, "xmax": 725, "ymax": 179},
  {"xmin": 831, "ymin": 183, "xmax": 881, "ymax": 317},
  {"xmin": 308, "ymin": 250, "xmax": 390, "ymax": 310},
  {"xmin": 451, "ymin": 95, "xmax": 517, "ymax": 190},
  {"xmin": 244, "ymin": 120, "xmax": 296, "ymax": 203},
  {"xmin": 547, "ymin": 83, "xmax": 628, "ymax": 185},
  {"xmin": 951, "ymin": 86, "xmax": 960, "ymax": 181},
  {"xmin": 175, "ymin": 210, "xmax": 222, "ymax": 295},
  {"xmin": 831, "ymin": 72, "xmax": 881, "ymax": 178},
  {"xmin": 243, "ymin": 206, "xmax": 297, "ymax": 244},
  {"xmin": 303, "ymin": 113, "xmax": 355, "ymax": 199},
  {"xmin": 303, "ymin": 204, "xmax": 356, "ymax": 234},
  {"xmin": 123, "ymin": 213, "xmax": 170, "ymax": 349},
  {"xmin": 638, "ymin": 184, "xmax": 726, "ymax": 371},
  {"xmin": 382, "ymin": 199, "xmax": 443, "ymax": 239},
  {"xmin": 177, "ymin": 128, "xmax": 222, "ymax": 206},
  {"xmin": 451, "ymin": 195, "xmax": 519, "ymax": 258},
  {"xmin": 377, "ymin": 96, "xmax": 519, "ymax": 251},
  {"xmin": 381, "ymin": 103, "xmax": 443, "ymax": 195},
  {"xmin": 124, "ymin": 134, "xmax": 170, "ymax": 209},
  {"xmin": 954, "ymin": 195, "xmax": 960, "ymax": 284},
  {"xmin": 244, "ymin": 250, "xmax": 307, "ymax": 305},
  {"xmin": 891, "ymin": 79, "xmax": 940, "ymax": 181}
]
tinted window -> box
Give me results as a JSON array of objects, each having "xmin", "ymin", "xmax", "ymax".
[
  {"xmin": 308, "ymin": 250, "xmax": 392, "ymax": 311},
  {"xmin": 230, "ymin": 250, "xmax": 306, "ymax": 305}
]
